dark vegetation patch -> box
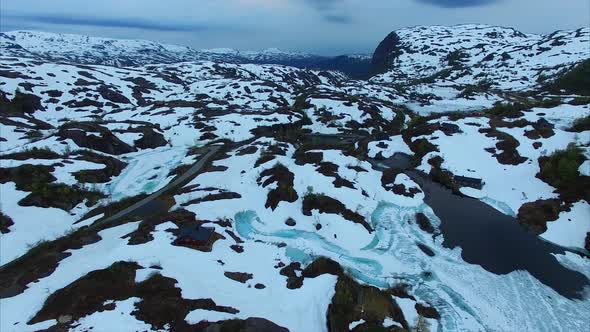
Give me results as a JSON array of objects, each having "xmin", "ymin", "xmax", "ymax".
[
  {"xmin": 18, "ymin": 183, "xmax": 104, "ymax": 211},
  {"xmin": 392, "ymin": 182, "xmax": 421, "ymax": 198},
  {"xmin": 293, "ymin": 257, "xmax": 415, "ymax": 331},
  {"xmin": 407, "ymin": 138, "xmax": 438, "ymax": 166},
  {"xmin": 97, "ymin": 85, "xmax": 131, "ymax": 104},
  {"xmin": 78, "ymin": 193, "xmax": 149, "ymax": 223},
  {"xmin": 380, "ymin": 168, "xmax": 401, "ymax": 192},
  {"xmin": 57, "ymin": 122, "xmax": 136, "ymax": 155},
  {"xmin": 134, "ymin": 274, "xmax": 238, "ymax": 331},
  {"xmin": 479, "ymin": 128, "xmax": 527, "ymax": 165},
  {"xmin": 113, "ymin": 125, "xmax": 167, "ymax": 149},
  {"xmin": 279, "ymin": 262, "xmax": 305, "ymax": 289},
  {"xmin": 569, "ymin": 115, "xmax": 590, "ymax": 133},
  {"xmin": 427, "ymin": 156, "xmax": 460, "ymax": 193},
  {"xmin": 230, "ymin": 245, "xmax": 244, "ymax": 253},
  {"xmin": 548, "ymin": 59, "xmax": 590, "ymax": 96},
  {"xmin": 0, "ymin": 90, "xmax": 44, "ymax": 115},
  {"xmin": 537, "ymin": 144, "xmax": 589, "ymax": 203},
  {"xmin": 316, "ymin": 162, "xmax": 355, "ymax": 189},
  {"xmin": 0, "ymin": 162, "xmax": 54, "ymax": 189},
  {"xmin": 251, "ymin": 116, "xmax": 311, "ymax": 145},
  {"xmin": 302, "ymin": 193, "xmax": 373, "ymax": 232},
  {"xmin": 181, "ymin": 192, "xmax": 242, "ymax": 207},
  {"xmin": 29, "ymin": 261, "xmax": 241, "ymax": 331},
  {"xmin": 0, "ymin": 229, "xmax": 102, "ymax": 299},
  {"xmin": 294, "ymin": 150, "xmax": 323, "ymax": 165},
  {"xmin": 236, "ymin": 145, "xmax": 258, "ymax": 155},
  {"xmin": 0, "ymin": 147, "xmax": 60, "ymax": 160},
  {"xmin": 72, "ymin": 150, "xmax": 127, "ymax": 183},
  {"xmin": 195, "ymin": 318, "xmax": 289, "ymax": 332},
  {"xmin": 63, "ymin": 98, "xmax": 104, "ymax": 108},
  {"xmin": 347, "ymin": 164, "xmax": 367, "ymax": 173},
  {"xmin": 122, "ymin": 77, "xmax": 159, "ymax": 106},
  {"xmin": 0, "ymin": 70, "xmax": 34, "ymax": 80},
  {"xmin": 29, "ymin": 261, "xmax": 141, "ymax": 325},
  {"xmin": 0, "ymin": 212, "xmax": 14, "ymax": 234},
  {"xmin": 0, "ymin": 164, "xmax": 103, "ymax": 210},
  {"xmin": 302, "ymin": 257, "xmax": 343, "ymax": 278},
  {"xmin": 415, "ymin": 303, "xmax": 440, "ymax": 320},
  {"xmin": 43, "ymin": 90, "xmax": 63, "ymax": 98},
  {"xmin": 254, "ymin": 143, "xmax": 287, "ymax": 168},
  {"xmin": 517, "ymin": 199, "xmax": 564, "ymax": 234},
  {"xmin": 168, "ymin": 163, "xmax": 192, "ymax": 178},
  {"xmin": 485, "ymin": 102, "xmax": 528, "ymax": 118},
  {"xmin": 458, "ymin": 80, "xmax": 494, "ymax": 99},
  {"xmin": 488, "ymin": 117, "xmax": 530, "ymax": 129},
  {"xmin": 381, "ymin": 167, "xmax": 421, "ymax": 197},
  {"xmin": 524, "ymin": 119, "xmax": 555, "ymax": 140},
  {"xmin": 257, "ymin": 163, "xmax": 298, "ymax": 210},
  {"xmin": 328, "ymin": 274, "xmax": 408, "ymax": 331}
]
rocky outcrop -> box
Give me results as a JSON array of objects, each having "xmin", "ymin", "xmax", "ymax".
[
  {"xmin": 58, "ymin": 122, "xmax": 137, "ymax": 155},
  {"xmin": 73, "ymin": 150, "xmax": 127, "ymax": 183},
  {"xmin": 370, "ymin": 32, "xmax": 402, "ymax": 76},
  {"xmin": 223, "ymin": 271, "xmax": 253, "ymax": 284},
  {"xmin": 258, "ymin": 164, "xmax": 298, "ymax": 210},
  {"xmin": 97, "ymin": 85, "xmax": 131, "ymax": 104},
  {"xmin": 132, "ymin": 126, "xmax": 168, "ymax": 149},
  {"xmin": 202, "ymin": 318, "xmax": 290, "ymax": 332},
  {"xmin": 29, "ymin": 261, "xmax": 243, "ymax": 331},
  {"xmin": 302, "ymin": 194, "xmax": 373, "ymax": 233}
]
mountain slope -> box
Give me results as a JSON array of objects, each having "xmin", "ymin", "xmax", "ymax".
[{"xmin": 370, "ymin": 24, "xmax": 590, "ymax": 90}]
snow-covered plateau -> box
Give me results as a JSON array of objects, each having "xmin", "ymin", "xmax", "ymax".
[{"xmin": 0, "ymin": 25, "xmax": 589, "ymax": 332}]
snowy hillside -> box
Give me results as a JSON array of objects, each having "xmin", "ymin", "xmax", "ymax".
[
  {"xmin": 371, "ymin": 24, "xmax": 589, "ymax": 90},
  {"xmin": 0, "ymin": 31, "xmax": 371, "ymax": 77},
  {"xmin": 0, "ymin": 25, "xmax": 589, "ymax": 332}
]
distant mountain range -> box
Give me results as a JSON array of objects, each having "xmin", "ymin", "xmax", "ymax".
[{"xmin": 0, "ymin": 30, "xmax": 372, "ymax": 78}]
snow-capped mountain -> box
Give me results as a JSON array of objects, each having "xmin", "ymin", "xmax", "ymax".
[
  {"xmin": 0, "ymin": 31, "xmax": 371, "ymax": 77},
  {"xmin": 370, "ymin": 24, "xmax": 589, "ymax": 90},
  {"xmin": 0, "ymin": 25, "xmax": 589, "ymax": 332}
]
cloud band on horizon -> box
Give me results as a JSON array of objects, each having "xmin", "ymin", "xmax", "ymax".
[
  {"xmin": 3, "ymin": 12, "xmax": 214, "ymax": 32},
  {"xmin": 416, "ymin": 0, "xmax": 500, "ymax": 8}
]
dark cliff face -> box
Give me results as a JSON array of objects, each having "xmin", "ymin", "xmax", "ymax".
[{"xmin": 370, "ymin": 32, "xmax": 402, "ymax": 76}]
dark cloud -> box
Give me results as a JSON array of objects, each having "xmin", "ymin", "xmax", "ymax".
[
  {"xmin": 303, "ymin": 0, "xmax": 354, "ymax": 25},
  {"xmin": 416, "ymin": 0, "xmax": 500, "ymax": 7},
  {"xmin": 304, "ymin": 0, "xmax": 340, "ymax": 11},
  {"xmin": 4, "ymin": 13, "xmax": 211, "ymax": 32},
  {"xmin": 322, "ymin": 14, "xmax": 353, "ymax": 24}
]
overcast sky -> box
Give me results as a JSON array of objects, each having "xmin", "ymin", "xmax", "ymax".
[{"xmin": 1, "ymin": 0, "xmax": 589, "ymax": 55}]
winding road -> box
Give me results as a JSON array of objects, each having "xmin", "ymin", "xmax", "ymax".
[{"xmin": 93, "ymin": 144, "xmax": 223, "ymax": 227}]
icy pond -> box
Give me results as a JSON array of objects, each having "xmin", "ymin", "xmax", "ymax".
[
  {"xmin": 233, "ymin": 158, "xmax": 589, "ymax": 330},
  {"xmin": 407, "ymin": 171, "xmax": 589, "ymax": 299}
]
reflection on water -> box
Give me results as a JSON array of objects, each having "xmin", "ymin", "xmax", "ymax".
[{"xmin": 407, "ymin": 170, "xmax": 589, "ymax": 299}]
